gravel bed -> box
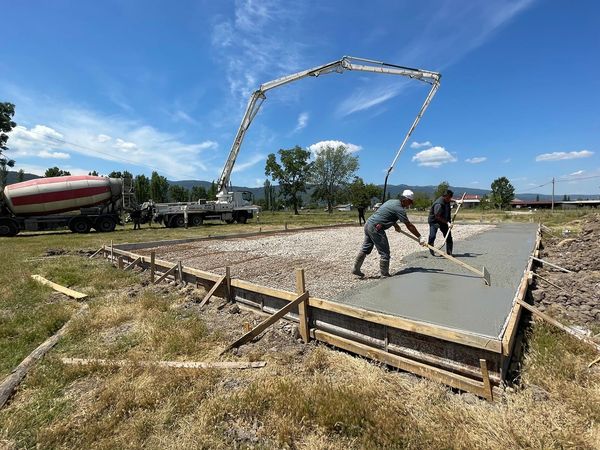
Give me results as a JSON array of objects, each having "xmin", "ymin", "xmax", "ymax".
[{"xmin": 140, "ymin": 224, "xmax": 494, "ymax": 299}]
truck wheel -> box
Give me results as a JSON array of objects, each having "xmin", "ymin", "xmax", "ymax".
[
  {"xmin": 171, "ymin": 215, "xmax": 185, "ymax": 228},
  {"xmin": 0, "ymin": 219, "xmax": 19, "ymax": 237},
  {"xmin": 69, "ymin": 217, "xmax": 91, "ymax": 233},
  {"xmin": 95, "ymin": 216, "xmax": 116, "ymax": 232},
  {"xmin": 225, "ymin": 219, "xmax": 234, "ymax": 224},
  {"xmin": 236, "ymin": 212, "xmax": 248, "ymax": 224},
  {"xmin": 191, "ymin": 215, "xmax": 203, "ymax": 226}
]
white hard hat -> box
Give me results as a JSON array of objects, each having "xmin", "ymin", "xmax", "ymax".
[{"xmin": 401, "ymin": 189, "xmax": 414, "ymax": 200}]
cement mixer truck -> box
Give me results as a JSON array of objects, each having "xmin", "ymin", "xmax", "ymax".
[{"xmin": 0, "ymin": 175, "xmax": 132, "ymax": 236}]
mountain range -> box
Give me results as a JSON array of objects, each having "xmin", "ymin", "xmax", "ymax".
[{"xmin": 4, "ymin": 171, "xmax": 597, "ymax": 201}]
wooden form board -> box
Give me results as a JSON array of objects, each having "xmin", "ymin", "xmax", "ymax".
[
  {"xmin": 31, "ymin": 275, "xmax": 88, "ymax": 299},
  {"xmin": 101, "ymin": 241, "xmax": 540, "ymax": 398}
]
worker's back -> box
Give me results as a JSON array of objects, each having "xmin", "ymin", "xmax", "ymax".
[{"xmin": 367, "ymin": 199, "xmax": 408, "ymax": 229}]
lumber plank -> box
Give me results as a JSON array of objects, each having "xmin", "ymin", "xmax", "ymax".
[
  {"xmin": 198, "ymin": 275, "xmax": 226, "ymax": 308},
  {"xmin": 31, "ymin": 275, "xmax": 88, "ymax": 300},
  {"xmin": 60, "ymin": 357, "xmax": 266, "ymax": 370},
  {"xmin": 0, "ymin": 305, "xmax": 88, "ymax": 409},
  {"xmin": 223, "ymin": 291, "xmax": 309, "ymax": 353},
  {"xmin": 480, "ymin": 359, "xmax": 493, "ymax": 401},
  {"xmin": 313, "ymin": 329, "xmax": 490, "ymax": 399},
  {"xmin": 517, "ymin": 299, "xmax": 600, "ymax": 353}
]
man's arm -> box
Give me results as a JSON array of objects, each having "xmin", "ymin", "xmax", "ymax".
[{"xmin": 396, "ymin": 221, "xmax": 427, "ymax": 246}]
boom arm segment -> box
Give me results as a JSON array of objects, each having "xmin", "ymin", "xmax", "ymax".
[{"xmin": 216, "ymin": 56, "xmax": 441, "ymax": 200}]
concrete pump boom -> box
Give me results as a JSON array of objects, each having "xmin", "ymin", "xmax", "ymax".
[{"xmin": 216, "ymin": 56, "xmax": 441, "ymax": 201}]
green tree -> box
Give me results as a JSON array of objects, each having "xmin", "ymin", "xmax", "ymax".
[
  {"xmin": 88, "ymin": 170, "xmax": 99, "ymax": 176},
  {"xmin": 0, "ymin": 102, "xmax": 17, "ymax": 190},
  {"xmin": 150, "ymin": 171, "xmax": 169, "ymax": 202},
  {"xmin": 490, "ymin": 176, "xmax": 515, "ymax": 209},
  {"xmin": 310, "ymin": 144, "xmax": 358, "ymax": 213},
  {"xmin": 434, "ymin": 180, "xmax": 450, "ymax": 199},
  {"xmin": 44, "ymin": 166, "xmax": 71, "ymax": 177},
  {"xmin": 108, "ymin": 170, "xmax": 132, "ymax": 180},
  {"xmin": 190, "ymin": 185, "xmax": 208, "ymax": 201},
  {"xmin": 207, "ymin": 181, "xmax": 218, "ymax": 200},
  {"xmin": 479, "ymin": 194, "xmax": 492, "ymax": 211},
  {"xmin": 265, "ymin": 145, "xmax": 312, "ymax": 215},
  {"xmin": 535, "ymin": 194, "xmax": 540, "ymax": 202},
  {"xmin": 169, "ymin": 184, "xmax": 189, "ymax": 202},
  {"xmin": 263, "ymin": 179, "xmax": 276, "ymax": 211},
  {"xmin": 17, "ymin": 169, "xmax": 25, "ymax": 182},
  {"xmin": 347, "ymin": 177, "xmax": 381, "ymax": 208},
  {"xmin": 134, "ymin": 174, "xmax": 151, "ymax": 203},
  {"xmin": 411, "ymin": 191, "xmax": 432, "ymax": 210}
]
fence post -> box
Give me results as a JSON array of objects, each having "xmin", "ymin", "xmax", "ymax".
[{"xmin": 150, "ymin": 251, "xmax": 155, "ymax": 283}]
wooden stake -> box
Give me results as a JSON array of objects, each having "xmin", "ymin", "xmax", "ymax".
[
  {"xmin": 198, "ymin": 275, "xmax": 226, "ymax": 309},
  {"xmin": 225, "ymin": 266, "xmax": 232, "ymax": 302},
  {"xmin": 296, "ymin": 268, "xmax": 310, "ymax": 343},
  {"xmin": 178, "ymin": 260, "xmax": 184, "ymax": 283},
  {"xmin": 222, "ymin": 291, "xmax": 309, "ymax": 354},
  {"xmin": 124, "ymin": 257, "xmax": 141, "ymax": 271},
  {"xmin": 110, "ymin": 240, "xmax": 114, "ymax": 263},
  {"xmin": 530, "ymin": 256, "xmax": 573, "ymax": 273},
  {"xmin": 31, "ymin": 275, "xmax": 88, "ymax": 300},
  {"xmin": 588, "ymin": 355, "xmax": 600, "ymax": 368},
  {"xmin": 150, "ymin": 251, "xmax": 156, "ymax": 283},
  {"xmin": 89, "ymin": 246, "xmax": 104, "ymax": 259},
  {"xmin": 517, "ymin": 299, "xmax": 600, "ymax": 353},
  {"xmin": 0, "ymin": 305, "xmax": 88, "ymax": 409},
  {"xmin": 60, "ymin": 357, "xmax": 266, "ymax": 370},
  {"xmin": 531, "ymin": 272, "xmax": 569, "ymax": 293},
  {"xmin": 102, "ymin": 244, "xmax": 106, "ymax": 259},
  {"xmin": 117, "ymin": 256, "xmax": 124, "ymax": 270},
  {"xmin": 480, "ymin": 359, "xmax": 493, "ymax": 401},
  {"xmin": 154, "ymin": 263, "xmax": 179, "ymax": 284}
]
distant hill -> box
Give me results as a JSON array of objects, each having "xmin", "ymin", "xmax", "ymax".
[{"xmin": 4, "ymin": 172, "xmax": 595, "ymax": 201}]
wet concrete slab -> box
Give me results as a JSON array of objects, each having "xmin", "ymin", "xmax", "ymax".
[{"xmin": 334, "ymin": 223, "xmax": 538, "ymax": 338}]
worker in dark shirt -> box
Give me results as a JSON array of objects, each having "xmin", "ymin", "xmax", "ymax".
[
  {"xmin": 357, "ymin": 205, "xmax": 366, "ymax": 225},
  {"xmin": 130, "ymin": 208, "xmax": 142, "ymax": 230},
  {"xmin": 428, "ymin": 189, "xmax": 453, "ymax": 255},
  {"xmin": 352, "ymin": 190, "xmax": 426, "ymax": 278}
]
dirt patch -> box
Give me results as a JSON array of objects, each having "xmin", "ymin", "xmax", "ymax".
[
  {"xmin": 531, "ymin": 214, "xmax": 600, "ymax": 327},
  {"xmin": 138, "ymin": 224, "xmax": 494, "ymax": 299}
]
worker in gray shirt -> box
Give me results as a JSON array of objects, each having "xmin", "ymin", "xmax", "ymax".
[
  {"xmin": 428, "ymin": 189, "xmax": 454, "ymax": 255},
  {"xmin": 353, "ymin": 190, "xmax": 426, "ymax": 278}
]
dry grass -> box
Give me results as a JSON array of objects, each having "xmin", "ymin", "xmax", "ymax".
[{"xmin": 1, "ymin": 211, "xmax": 599, "ymax": 449}]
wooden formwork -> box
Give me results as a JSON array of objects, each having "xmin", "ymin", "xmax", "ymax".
[{"xmin": 98, "ymin": 224, "xmax": 541, "ymax": 401}]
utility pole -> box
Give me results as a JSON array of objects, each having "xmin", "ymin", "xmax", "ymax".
[{"xmin": 551, "ymin": 177, "xmax": 555, "ymax": 212}]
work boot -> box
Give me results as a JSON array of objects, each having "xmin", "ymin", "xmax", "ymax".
[
  {"xmin": 352, "ymin": 252, "xmax": 367, "ymax": 277},
  {"xmin": 380, "ymin": 259, "xmax": 391, "ymax": 278}
]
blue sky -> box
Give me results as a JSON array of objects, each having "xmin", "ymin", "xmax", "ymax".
[{"xmin": 1, "ymin": 0, "xmax": 599, "ymax": 195}]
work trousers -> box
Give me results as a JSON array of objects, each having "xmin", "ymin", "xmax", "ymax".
[
  {"xmin": 361, "ymin": 222, "xmax": 390, "ymax": 262},
  {"xmin": 428, "ymin": 222, "xmax": 453, "ymax": 254}
]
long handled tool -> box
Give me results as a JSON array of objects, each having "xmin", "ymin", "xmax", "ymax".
[
  {"xmin": 397, "ymin": 228, "xmax": 491, "ymax": 286},
  {"xmin": 437, "ymin": 192, "xmax": 466, "ymax": 250}
]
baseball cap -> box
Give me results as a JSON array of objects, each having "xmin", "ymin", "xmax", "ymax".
[{"xmin": 401, "ymin": 189, "xmax": 414, "ymax": 200}]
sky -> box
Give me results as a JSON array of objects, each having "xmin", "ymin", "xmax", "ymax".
[{"xmin": 1, "ymin": 0, "xmax": 599, "ymax": 196}]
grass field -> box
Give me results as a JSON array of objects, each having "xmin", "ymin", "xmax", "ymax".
[{"xmin": 1, "ymin": 209, "xmax": 599, "ymax": 448}]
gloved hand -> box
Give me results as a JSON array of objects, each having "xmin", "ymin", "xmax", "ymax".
[
  {"xmin": 419, "ymin": 236, "xmax": 427, "ymax": 246},
  {"xmin": 448, "ymin": 222, "xmax": 454, "ymax": 230}
]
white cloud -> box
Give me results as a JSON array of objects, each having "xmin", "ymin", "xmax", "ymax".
[
  {"xmin": 336, "ymin": 81, "xmax": 407, "ymax": 117},
  {"xmin": 410, "ymin": 141, "xmax": 432, "ymax": 149},
  {"xmin": 466, "ymin": 157, "xmax": 487, "ymax": 164},
  {"xmin": 503, "ymin": 158, "xmax": 511, "ymax": 163},
  {"xmin": 470, "ymin": 181, "xmax": 480, "ymax": 185},
  {"xmin": 232, "ymin": 153, "xmax": 266, "ymax": 173},
  {"xmin": 7, "ymin": 104, "xmax": 220, "ymax": 179},
  {"xmin": 308, "ymin": 140, "xmax": 362, "ymax": 156},
  {"xmin": 294, "ymin": 112, "xmax": 309, "ymax": 132},
  {"xmin": 535, "ymin": 150, "xmax": 594, "ymax": 162},
  {"xmin": 411, "ymin": 146, "xmax": 457, "ymax": 167},
  {"xmin": 37, "ymin": 150, "xmax": 70, "ymax": 159},
  {"xmin": 569, "ymin": 170, "xmax": 584, "ymax": 176},
  {"xmin": 115, "ymin": 138, "xmax": 138, "ymax": 151}
]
